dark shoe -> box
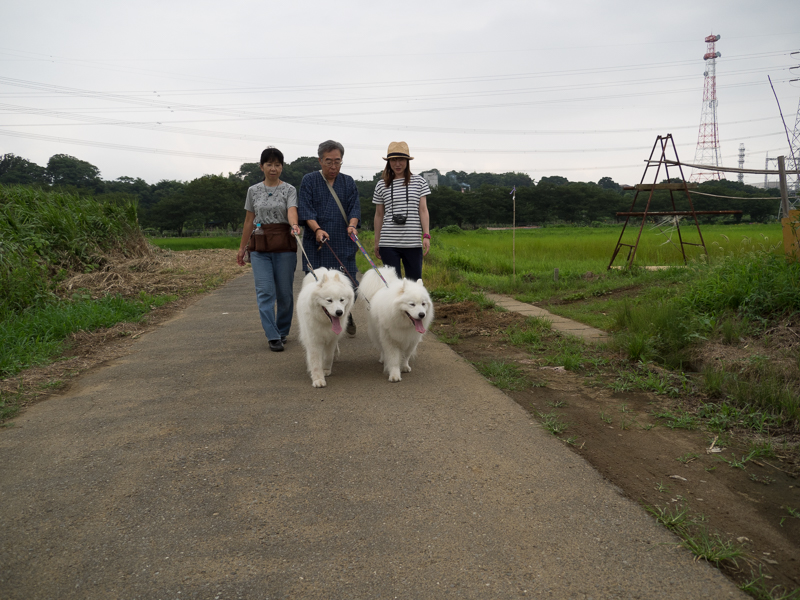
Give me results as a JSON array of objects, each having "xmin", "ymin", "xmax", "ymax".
[
  {"xmin": 346, "ymin": 314, "xmax": 356, "ymax": 337},
  {"xmin": 268, "ymin": 339, "xmax": 284, "ymax": 352},
  {"xmin": 280, "ymin": 335, "xmax": 287, "ymax": 345}
]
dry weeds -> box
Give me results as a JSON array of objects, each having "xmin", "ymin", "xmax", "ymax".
[{"xmin": 2, "ymin": 247, "xmax": 247, "ymax": 412}]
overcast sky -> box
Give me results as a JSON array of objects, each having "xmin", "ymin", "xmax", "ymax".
[{"xmin": 1, "ymin": 0, "xmax": 798, "ymax": 187}]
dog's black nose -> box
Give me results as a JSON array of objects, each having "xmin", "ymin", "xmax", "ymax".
[
  {"xmin": 418, "ymin": 312, "xmax": 425, "ymax": 319},
  {"xmin": 336, "ymin": 310, "xmax": 343, "ymax": 316}
]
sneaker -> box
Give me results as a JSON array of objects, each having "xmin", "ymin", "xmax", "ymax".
[
  {"xmin": 280, "ymin": 335, "xmax": 287, "ymax": 345},
  {"xmin": 268, "ymin": 339, "xmax": 284, "ymax": 352},
  {"xmin": 346, "ymin": 314, "xmax": 356, "ymax": 337}
]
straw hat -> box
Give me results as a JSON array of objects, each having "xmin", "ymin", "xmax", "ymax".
[{"xmin": 383, "ymin": 141, "xmax": 414, "ymax": 160}]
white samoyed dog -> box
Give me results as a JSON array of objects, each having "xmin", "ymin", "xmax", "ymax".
[
  {"xmin": 297, "ymin": 268, "xmax": 355, "ymax": 388},
  {"xmin": 359, "ymin": 266, "xmax": 434, "ymax": 382}
]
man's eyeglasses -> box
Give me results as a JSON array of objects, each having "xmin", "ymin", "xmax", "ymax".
[{"xmin": 323, "ymin": 159, "xmax": 342, "ymax": 166}]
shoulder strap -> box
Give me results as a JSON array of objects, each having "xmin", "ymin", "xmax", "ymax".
[{"xmin": 320, "ymin": 170, "xmax": 348, "ymax": 225}]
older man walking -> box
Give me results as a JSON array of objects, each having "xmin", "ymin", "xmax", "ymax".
[{"xmin": 298, "ymin": 140, "xmax": 361, "ymax": 335}]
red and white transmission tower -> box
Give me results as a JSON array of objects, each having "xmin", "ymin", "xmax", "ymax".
[
  {"xmin": 789, "ymin": 96, "xmax": 800, "ymax": 196},
  {"xmin": 690, "ymin": 34, "xmax": 722, "ymax": 182}
]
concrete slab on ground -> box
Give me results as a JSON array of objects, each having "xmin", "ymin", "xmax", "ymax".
[{"xmin": 486, "ymin": 293, "xmax": 611, "ymax": 343}]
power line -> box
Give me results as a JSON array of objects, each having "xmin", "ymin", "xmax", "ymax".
[
  {"xmin": 0, "ymin": 102, "xmax": 780, "ymax": 136},
  {"xmin": 0, "ymin": 127, "xmax": 788, "ymax": 161},
  {"xmin": 0, "ymin": 75, "xmax": 791, "ymax": 137}
]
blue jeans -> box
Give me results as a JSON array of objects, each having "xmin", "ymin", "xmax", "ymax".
[
  {"xmin": 379, "ymin": 246, "xmax": 423, "ymax": 281},
  {"xmin": 250, "ymin": 251, "xmax": 297, "ymax": 340}
]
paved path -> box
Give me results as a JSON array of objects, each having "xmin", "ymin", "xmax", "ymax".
[
  {"xmin": 486, "ymin": 293, "xmax": 610, "ymax": 343},
  {"xmin": 0, "ymin": 266, "xmax": 742, "ymax": 599}
]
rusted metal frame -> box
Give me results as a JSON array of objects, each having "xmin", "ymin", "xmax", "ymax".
[
  {"xmin": 627, "ymin": 136, "xmax": 669, "ymax": 268},
  {"xmin": 615, "ymin": 242, "xmax": 636, "ymax": 266},
  {"xmin": 660, "ymin": 151, "xmax": 690, "ymax": 264},
  {"xmin": 667, "ymin": 188, "xmax": 690, "ymax": 264},
  {"xmin": 608, "ymin": 136, "xmax": 663, "ymax": 269},
  {"xmin": 609, "ymin": 134, "xmax": 720, "ymax": 269},
  {"xmin": 608, "ymin": 195, "xmax": 637, "ymax": 268},
  {"xmin": 669, "ymin": 133, "xmax": 709, "ymax": 261},
  {"xmin": 661, "ymin": 135, "xmax": 706, "ymax": 263},
  {"xmin": 657, "ymin": 139, "xmax": 687, "ymax": 264}
]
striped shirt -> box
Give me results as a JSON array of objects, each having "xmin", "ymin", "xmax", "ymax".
[{"xmin": 373, "ymin": 175, "xmax": 431, "ymax": 248}]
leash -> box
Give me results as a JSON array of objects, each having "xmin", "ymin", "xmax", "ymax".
[
  {"xmin": 349, "ymin": 232, "xmax": 389, "ymax": 288},
  {"xmin": 321, "ymin": 239, "xmax": 359, "ymax": 289},
  {"xmin": 294, "ymin": 232, "xmax": 318, "ymax": 281}
]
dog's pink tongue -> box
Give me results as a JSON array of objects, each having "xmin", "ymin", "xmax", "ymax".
[
  {"xmin": 414, "ymin": 318, "xmax": 426, "ymax": 334},
  {"xmin": 331, "ymin": 316, "xmax": 342, "ymax": 334}
]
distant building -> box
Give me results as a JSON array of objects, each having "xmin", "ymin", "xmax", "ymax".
[{"xmin": 421, "ymin": 171, "xmax": 438, "ymax": 189}]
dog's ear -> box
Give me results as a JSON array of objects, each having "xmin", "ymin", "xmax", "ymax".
[
  {"xmin": 416, "ymin": 278, "xmax": 424, "ymax": 286},
  {"xmin": 320, "ymin": 272, "xmax": 328, "ymax": 284},
  {"xmin": 332, "ymin": 272, "xmax": 341, "ymax": 282}
]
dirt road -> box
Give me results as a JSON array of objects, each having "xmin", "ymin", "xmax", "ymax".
[{"xmin": 0, "ymin": 268, "xmax": 744, "ymax": 598}]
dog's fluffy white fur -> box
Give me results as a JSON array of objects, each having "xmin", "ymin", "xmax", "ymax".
[
  {"xmin": 359, "ymin": 266, "xmax": 434, "ymax": 382},
  {"xmin": 297, "ymin": 268, "xmax": 355, "ymax": 388}
]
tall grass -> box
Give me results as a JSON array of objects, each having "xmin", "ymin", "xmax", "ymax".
[
  {"xmin": 420, "ymin": 225, "xmax": 799, "ymax": 426},
  {"xmin": 1, "ymin": 184, "xmax": 143, "ymax": 314},
  {"xmin": 422, "ymin": 224, "xmax": 782, "ymax": 301},
  {"xmin": 612, "ymin": 249, "xmax": 800, "ymax": 424},
  {"xmin": 430, "ymin": 224, "xmax": 782, "ymax": 275},
  {"xmin": 0, "ymin": 292, "xmax": 175, "ymax": 378},
  {"xmin": 683, "ymin": 251, "xmax": 800, "ymax": 318},
  {"xmin": 1, "ymin": 185, "xmax": 164, "ymax": 383}
]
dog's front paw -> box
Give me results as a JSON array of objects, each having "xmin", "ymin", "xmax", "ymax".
[
  {"xmin": 312, "ymin": 378, "xmax": 327, "ymax": 388},
  {"xmin": 324, "ymin": 369, "xmax": 332, "ymax": 376},
  {"xmin": 401, "ymin": 362, "xmax": 411, "ymax": 373},
  {"xmin": 388, "ymin": 369, "xmax": 402, "ymax": 382}
]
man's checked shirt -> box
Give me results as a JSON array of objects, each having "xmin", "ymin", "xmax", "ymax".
[{"xmin": 298, "ymin": 170, "xmax": 361, "ymax": 279}]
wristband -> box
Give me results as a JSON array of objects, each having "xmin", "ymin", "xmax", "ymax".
[{"xmin": 423, "ymin": 233, "xmax": 431, "ymax": 239}]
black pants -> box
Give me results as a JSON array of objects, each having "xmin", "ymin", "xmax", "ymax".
[{"xmin": 379, "ymin": 246, "xmax": 423, "ymax": 281}]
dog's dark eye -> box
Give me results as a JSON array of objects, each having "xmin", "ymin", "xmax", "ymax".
[{"xmin": 410, "ymin": 302, "xmax": 416, "ymax": 306}]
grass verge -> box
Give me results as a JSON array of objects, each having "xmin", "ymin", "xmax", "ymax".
[{"xmin": 0, "ymin": 292, "xmax": 176, "ymax": 379}]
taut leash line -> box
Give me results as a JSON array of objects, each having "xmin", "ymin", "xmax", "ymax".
[
  {"xmin": 294, "ymin": 232, "xmax": 318, "ymax": 281},
  {"xmin": 321, "ymin": 239, "xmax": 359, "ymax": 289},
  {"xmin": 349, "ymin": 232, "xmax": 389, "ymax": 288}
]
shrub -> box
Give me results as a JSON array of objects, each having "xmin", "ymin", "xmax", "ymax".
[
  {"xmin": 0, "ymin": 184, "xmax": 143, "ymax": 314},
  {"xmin": 683, "ymin": 251, "xmax": 800, "ymax": 319}
]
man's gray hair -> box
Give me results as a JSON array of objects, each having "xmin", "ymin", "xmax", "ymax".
[{"xmin": 318, "ymin": 140, "xmax": 345, "ymax": 158}]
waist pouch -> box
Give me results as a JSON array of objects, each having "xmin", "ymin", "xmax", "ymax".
[{"xmin": 249, "ymin": 223, "xmax": 297, "ymax": 253}]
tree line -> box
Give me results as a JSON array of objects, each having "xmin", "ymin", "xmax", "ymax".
[{"xmin": 1, "ymin": 152, "xmax": 781, "ymax": 234}]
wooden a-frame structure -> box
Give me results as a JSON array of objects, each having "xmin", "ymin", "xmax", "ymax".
[{"xmin": 608, "ymin": 134, "xmax": 741, "ymax": 269}]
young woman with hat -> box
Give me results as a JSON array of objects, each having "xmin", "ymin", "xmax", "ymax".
[{"xmin": 372, "ymin": 141, "xmax": 431, "ymax": 281}]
